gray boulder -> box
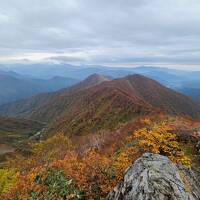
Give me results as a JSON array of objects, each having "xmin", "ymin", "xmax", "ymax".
[{"xmin": 107, "ymin": 153, "xmax": 200, "ymax": 200}]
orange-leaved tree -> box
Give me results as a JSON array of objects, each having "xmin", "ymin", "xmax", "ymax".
[
  {"xmin": 132, "ymin": 121, "xmax": 191, "ymax": 167},
  {"xmin": 52, "ymin": 149, "xmax": 117, "ymax": 199}
]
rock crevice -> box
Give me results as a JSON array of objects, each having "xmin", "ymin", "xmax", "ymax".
[{"xmin": 107, "ymin": 153, "xmax": 200, "ymax": 200}]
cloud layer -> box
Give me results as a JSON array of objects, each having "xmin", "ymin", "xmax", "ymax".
[{"xmin": 0, "ymin": 0, "xmax": 200, "ymax": 69}]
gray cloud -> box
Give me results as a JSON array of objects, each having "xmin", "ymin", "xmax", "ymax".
[
  {"xmin": 0, "ymin": 0, "xmax": 200, "ymax": 69},
  {"xmin": 48, "ymin": 55, "xmax": 86, "ymax": 62}
]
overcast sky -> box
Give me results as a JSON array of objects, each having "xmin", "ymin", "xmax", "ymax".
[{"xmin": 0, "ymin": 0, "xmax": 200, "ymax": 70}]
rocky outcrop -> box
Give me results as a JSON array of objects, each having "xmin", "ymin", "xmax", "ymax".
[{"xmin": 107, "ymin": 153, "xmax": 200, "ymax": 200}]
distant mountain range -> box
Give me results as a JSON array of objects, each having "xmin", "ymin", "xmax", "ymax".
[
  {"xmin": 177, "ymin": 88, "xmax": 200, "ymax": 102},
  {"xmin": 0, "ymin": 74, "xmax": 199, "ymax": 137},
  {"xmin": 0, "ymin": 64, "xmax": 199, "ymax": 102},
  {"xmin": 0, "ymin": 70, "xmax": 79, "ymax": 105}
]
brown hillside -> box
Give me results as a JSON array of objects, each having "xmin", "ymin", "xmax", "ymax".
[
  {"xmin": 0, "ymin": 116, "xmax": 44, "ymax": 153},
  {"xmin": 0, "ymin": 74, "xmax": 109, "ymax": 122},
  {"xmin": 0, "ymin": 74, "xmax": 199, "ymax": 136}
]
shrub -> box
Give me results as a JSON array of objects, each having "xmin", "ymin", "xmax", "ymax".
[
  {"xmin": 52, "ymin": 150, "xmax": 116, "ymax": 199},
  {"xmin": 7, "ymin": 133, "xmax": 73, "ymax": 171},
  {"xmin": 0, "ymin": 168, "xmax": 18, "ymax": 194},
  {"xmin": 132, "ymin": 121, "xmax": 191, "ymax": 167},
  {"xmin": 6, "ymin": 168, "xmax": 84, "ymax": 200},
  {"xmin": 30, "ymin": 169, "xmax": 84, "ymax": 200}
]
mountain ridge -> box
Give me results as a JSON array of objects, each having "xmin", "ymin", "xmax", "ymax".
[
  {"xmin": 0, "ymin": 71, "xmax": 80, "ymax": 105},
  {"xmin": 0, "ymin": 74, "xmax": 199, "ymax": 136},
  {"xmin": 1, "ymin": 64, "xmax": 200, "ymax": 101}
]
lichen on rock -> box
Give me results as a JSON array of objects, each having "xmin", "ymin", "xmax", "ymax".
[{"xmin": 107, "ymin": 153, "xmax": 200, "ymax": 200}]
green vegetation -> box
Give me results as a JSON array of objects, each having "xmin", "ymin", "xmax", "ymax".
[{"xmin": 29, "ymin": 169, "xmax": 84, "ymax": 200}]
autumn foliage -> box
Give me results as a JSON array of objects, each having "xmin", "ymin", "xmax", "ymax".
[
  {"xmin": 0, "ymin": 118, "xmax": 193, "ymax": 199},
  {"xmin": 0, "ymin": 169, "xmax": 18, "ymax": 194},
  {"xmin": 52, "ymin": 150, "xmax": 117, "ymax": 199},
  {"xmin": 132, "ymin": 120, "xmax": 191, "ymax": 167}
]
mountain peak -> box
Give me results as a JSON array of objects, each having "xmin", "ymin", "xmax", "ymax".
[
  {"xmin": 126, "ymin": 73, "xmax": 153, "ymax": 81},
  {"xmin": 79, "ymin": 73, "xmax": 109, "ymax": 88},
  {"xmin": 85, "ymin": 73, "xmax": 109, "ymax": 82},
  {"xmin": 0, "ymin": 74, "xmax": 200, "ymax": 136}
]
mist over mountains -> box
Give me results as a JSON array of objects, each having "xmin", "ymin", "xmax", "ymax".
[
  {"xmin": 0, "ymin": 69, "xmax": 79, "ymax": 105},
  {"xmin": 0, "ymin": 64, "xmax": 199, "ymax": 105}
]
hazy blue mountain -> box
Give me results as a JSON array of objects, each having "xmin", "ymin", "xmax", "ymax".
[
  {"xmin": 0, "ymin": 71, "xmax": 79, "ymax": 105},
  {"xmin": 0, "ymin": 64, "xmax": 132, "ymax": 79},
  {"xmin": 0, "ymin": 64, "xmax": 78, "ymax": 79},
  {"xmin": 1, "ymin": 64, "xmax": 198, "ymax": 84},
  {"xmin": 176, "ymin": 88, "xmax": 200, "ymax": 102},
  {"xmin": 0, "ymin": 69, "xmax": 27, "ymax": 79},
  {"xmin": 0, "ymin": 63, "xmax": 199, "ymax": 101},
  {"xmin": 32, "ymin": 76, "xmax": 80, "ymax": 91}
]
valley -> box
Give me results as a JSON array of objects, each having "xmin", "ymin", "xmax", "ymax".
[
  {"xmin": 0, "ymin": 117, "xmax": 45, "ymax": 162},
  {"xmin": 1, "ymin": 1, "xmax": 200, "ymax": 198},
  {"xmin": 0, "ymin": 72, "xmax": 199, "ymax": 199}
]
